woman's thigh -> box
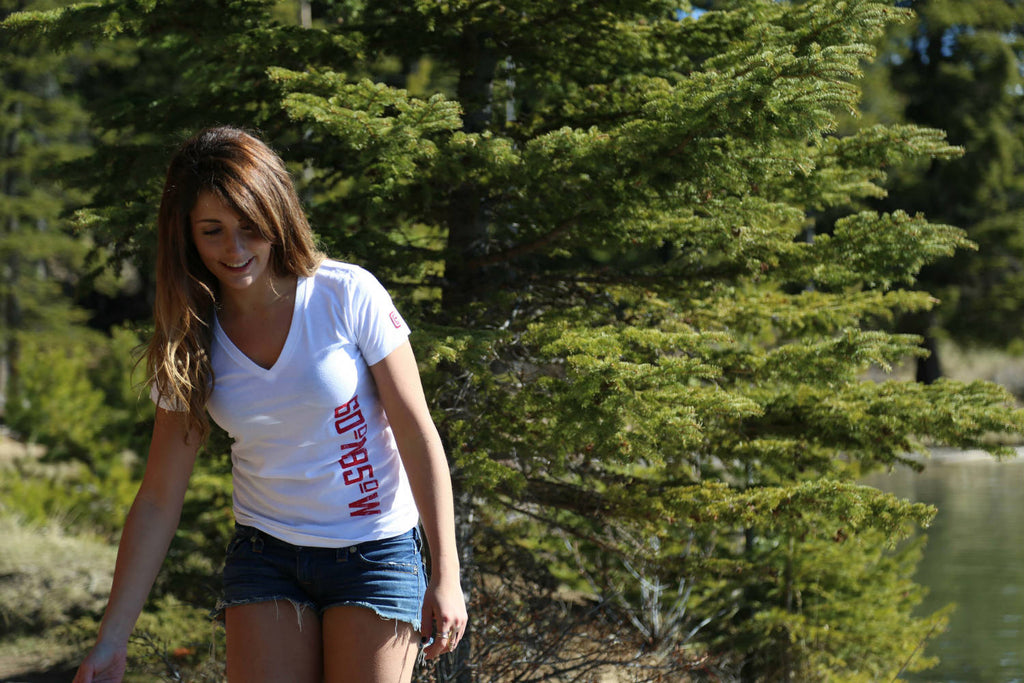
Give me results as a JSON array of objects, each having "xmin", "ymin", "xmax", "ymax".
[
  {"xmin": 322, "ymin": 605, "xmax": 418, "ymax": 683},
  {"xmin": 225, "ymin": 601, "xmax": 323, "ymax": 683}
]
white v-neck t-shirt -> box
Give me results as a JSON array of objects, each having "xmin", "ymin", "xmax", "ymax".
[{"xmin": 180, "ymin": 260, "xmax": 418, "ymax": 547}]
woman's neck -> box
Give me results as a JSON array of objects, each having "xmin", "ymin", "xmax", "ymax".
[{"xmin": 219, "ymin": 273, "xmax": 297, "ymax": 319}]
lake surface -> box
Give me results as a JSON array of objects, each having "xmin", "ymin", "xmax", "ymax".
[{"xmin": 862, "ymin": 451, "xmax": 1024, "ymax": 683}]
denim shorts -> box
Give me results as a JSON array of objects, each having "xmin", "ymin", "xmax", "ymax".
[{"xmin": 214, "ymin": 524, "xmax": 427, "ymax": 632}]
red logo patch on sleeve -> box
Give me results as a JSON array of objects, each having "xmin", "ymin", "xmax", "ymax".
[{"xmin": 389, "ymin": 310, "xmax": 402, "ymax": 329}]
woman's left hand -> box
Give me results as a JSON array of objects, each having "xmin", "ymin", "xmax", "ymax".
[{"xmin": 420, "ymin": 575, "xmax": 468, "ymax": 659}]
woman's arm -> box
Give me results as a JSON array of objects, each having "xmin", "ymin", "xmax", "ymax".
[
  {"xmin": 73, "ymin": 407, "xmax": 202, "ymax": 683},
  {"xmin": 370, "ymin": 340, "xmax": 468, "ymax": 659}
]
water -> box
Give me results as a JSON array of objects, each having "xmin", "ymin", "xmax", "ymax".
[{"xmin": 862, "ymin": 451, "xmax": 1024, "ymax": 682}]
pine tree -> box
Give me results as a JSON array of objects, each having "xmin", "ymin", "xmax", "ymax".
[
  {"xmin": 6, "ymin": 1, "xmax": 1024, "ymax": 680},
  {"xmin": 1, "ymin": 0, "xmax": 92, "ymax": 422},
  {"xmin": 868, "ymin": 0, "xmax": 1024, "ymax": 378}
]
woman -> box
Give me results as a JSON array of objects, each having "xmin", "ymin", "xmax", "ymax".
[{"xmin": 73, "ymin": 126, "xmax": 467, "ymax": 682}]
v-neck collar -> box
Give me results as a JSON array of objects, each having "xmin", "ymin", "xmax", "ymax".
[{"xmin": 213, "ymin": 275, "xmax": 308, "ymax": 378}]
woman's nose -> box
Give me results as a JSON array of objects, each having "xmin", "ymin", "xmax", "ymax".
[{"xmin": 226, "ymin": 229, "xmax": 245, "ymax": 254}]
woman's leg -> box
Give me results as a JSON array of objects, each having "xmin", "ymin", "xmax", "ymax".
[
  {"xmin": 225, "ymin": 601, "xmax": 323, "ymax": 682},
  {"xmin": 322, "ymin": 605, "xmax": 419, "ymax": 683}
]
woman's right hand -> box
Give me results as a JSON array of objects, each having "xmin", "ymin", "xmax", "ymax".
[{"xmin": 72, "ymin": 641, "xmax": 127, "ymax": 683}]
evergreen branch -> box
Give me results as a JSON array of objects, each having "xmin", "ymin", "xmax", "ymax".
[
  {"xmin": 464, "ymin": 216, "xmax": 579, "ymax": 270},
  {"xmin": 891, "ymin": 618, "xmax": 944, "ymax": 682}
]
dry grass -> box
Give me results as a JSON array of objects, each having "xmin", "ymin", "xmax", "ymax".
[
  {"xmin": 0, "ymin": 516, "xmax": 115, "ymax": 633},
  {"xmin": 0, "ymin": 515, "xmax": 115, "ymax": 677},
  {"xmin": 937, "ymin": 341, "xmax": 1024, "ymax": 397}
]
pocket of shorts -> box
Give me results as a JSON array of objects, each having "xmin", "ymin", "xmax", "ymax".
[
  {"xmin": 225, "ymin": 530, "xmax": 249, "ymax": 558},
  {"xmin": 355, "ymin": 534, "xmax": 420, "ymax": 575}
]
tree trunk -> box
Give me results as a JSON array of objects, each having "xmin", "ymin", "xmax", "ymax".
[
  {"xmin": 906, "ymin": 310, "xmax": 943, "ymax": 384},
  {"xmin": 441, "ymin": 29, "xmax": 499, "ymax": 315},
  {"xmin": 437, "ymin": 28, "xmax": 500, "ymax": 683},
  {"xmin": 916, "ymin": 334, "xmax": 943, "ymax": 385},
  {"xmin": 1, "ymin": 91, "xmax": 22, "ymax": 417}
]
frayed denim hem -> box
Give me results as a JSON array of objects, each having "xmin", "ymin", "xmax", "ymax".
[
  {"xmin": 211, "ymin": 596, "xmax": 317, "ymax": 631},
  {"xmin": 321, "ymin": 599, "xmax": 422, "ymax": 634},
  {"xmin": 212, "ymin": 597, "xmax": 421, "ymax": 636}
]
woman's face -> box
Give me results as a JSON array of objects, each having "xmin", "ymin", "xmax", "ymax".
[{"xmin": 189, "ymin": 190, "xmax": 274, "ymax": 298}]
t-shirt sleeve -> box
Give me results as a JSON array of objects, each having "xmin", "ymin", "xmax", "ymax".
[
  {"xmin": 347, "ymin": 266, "xmax": 411, "ymax": 366},
  {"xmin": 149, "ymin": 382, "xmax": 187, "ymax": 412}
]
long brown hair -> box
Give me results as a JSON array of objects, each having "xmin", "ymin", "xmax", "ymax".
[{"xmin": 147, "ymin": 126, "xmax": 324, "ymax": 440}]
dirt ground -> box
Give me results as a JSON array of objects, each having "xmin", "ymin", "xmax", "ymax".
[{"xmin": 0, "ymin": 657, "xmax": 77, "ymax": 683}]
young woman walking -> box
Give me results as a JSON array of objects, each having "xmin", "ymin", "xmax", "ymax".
[{"xmin": 73, "ymin": 126, "xmax": 467, "ymax": 682}]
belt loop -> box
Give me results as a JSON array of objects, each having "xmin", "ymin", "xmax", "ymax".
[{"xmin": 251, "ymin": 533, "xmax": 264, "ymax": 554}]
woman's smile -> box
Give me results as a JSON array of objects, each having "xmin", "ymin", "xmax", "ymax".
[{"xmin": 223, "ymin": 256, "xmax": 255, "ymax": 271}]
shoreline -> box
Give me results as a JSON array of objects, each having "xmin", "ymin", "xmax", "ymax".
[{"xmin": 909, "ymin": 445, "xmax": 1024, "ymax": 466}]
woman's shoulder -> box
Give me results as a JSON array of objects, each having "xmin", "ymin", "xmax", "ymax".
[
  {"xmin": 307, "ymin": 260, "xmax": 394, "ymax": 315},
  {"xmin": 313, "ymin": 258, "xmax": 378, "ymax": 287}
]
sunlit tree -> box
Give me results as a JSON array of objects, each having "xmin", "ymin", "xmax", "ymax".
[{"xmin": 6, "ymin": 1, "xmax": 1023, "ymax": 680}]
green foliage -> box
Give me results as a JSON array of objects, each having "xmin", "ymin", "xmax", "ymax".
[
  {"xmin": 703, "ymin": 531, "xmax": 949, "ymax": 682},
  {"xmin": 154, "ymin": 464, "xmax": 235, "ymax": 606},
  {"xmin": 6, "ymin": 334, "xmax": 109, "ymax": 459},
  {"xmin": 1, "ymin": 0, "xmax": 97, "ymax": 436},
  {"xmin": 128, "ymin": 595, "xmax": 226, "ymax": 682},
  {"xmin": 61, "ymin": 597, "xmax": 227, "ymax": 683},
  {"xmin": 0, "ymin": 456, "xmax": 137, "ymax": 537},
  {"xmin": 4, "ymin": 325, "xmax": 154, "ymax": 467}
]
